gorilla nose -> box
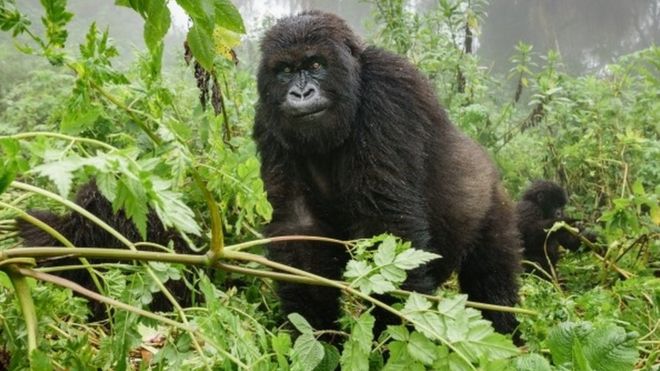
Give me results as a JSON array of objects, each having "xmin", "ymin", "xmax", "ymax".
[
  {"xmin": 283, "ymin": 84, "xmax": 329, "ymax": 117},
  {"xmin": 288, "ymin": 86, "xmax": 317, "ymax": 101}
]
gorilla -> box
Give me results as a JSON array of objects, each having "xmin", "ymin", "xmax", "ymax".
[
  {"xmin": 16, "ymin": 181, "xmax": 194, "ymax": 320},
  {"xmin": 517, "ymin": 180, "xmax": 595, "ymax": 276},
  {"xmin": 253, "ymin": 11, "xmax": 522, "ymax": 336}
]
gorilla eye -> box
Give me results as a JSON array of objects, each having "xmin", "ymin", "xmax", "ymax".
[
  {"xmin": 283, "ymin": 66, "xmax": 292, "ymax": 73},
  {"xmin": 311, "ymin": 62, "xmax": 321, "ymax": 70}
]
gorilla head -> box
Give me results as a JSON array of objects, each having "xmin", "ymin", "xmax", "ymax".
[
  {"xmin": 256, "ymin": 11, "xmax": 363, "ymax": 153},
  {"xmin": 520, "ymin": 180, "xmax": 569, "ymax": 219}
]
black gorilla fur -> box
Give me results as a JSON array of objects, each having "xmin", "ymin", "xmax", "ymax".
[
  {"xmin": 17, "ymin": 181, "xmax": 193, "ymax": 320},
  {"xmin": 253, "ymin": 11, "xmax": 522, "ymax": 336},
  {"xmin": 516, "ymin": 180, "xmax": 594, "ymax": 276}
]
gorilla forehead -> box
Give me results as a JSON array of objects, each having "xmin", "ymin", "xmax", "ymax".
[
  {"xmin": 523, "ymin": 180, "xmax": 568, "ymax": 204},
  {"xmin": 259, "ymin": 11, "xmax": 360, "ymax": 63}
]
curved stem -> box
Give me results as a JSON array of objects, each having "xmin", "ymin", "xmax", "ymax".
[
  {"xmin": 9, "ymin": 182, "xmax": 209, "ymax": 365},
  {"xmin": 0, "ymin": 132, "xmax": 118, "ymax": 152},
  {"xmin": 18, "ymin": 268, "xmax": 247, "ymax": 370},
  {"xmin": 2, "ymin": 247, "xmax": 535, "ymax": 316},
  {"xmin": 223, "ymin": 250, "xmax": 477, "ymax": 369},
  {"xmin": 192, "ymin": 172, "xmax": 224, "ymax": 260},
  {"xmin": 225, "ymin": 235, "xmax": 350, "ymax": 252},
  {"xmin": 0, "ymin": 201, "xmax": 105, "ymax": 295},
  {"xmin": 7, "ymin": 266, "xmax": 38, "ymax": 357}
]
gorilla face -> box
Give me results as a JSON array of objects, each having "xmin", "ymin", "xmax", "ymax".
[
  {"xmin": 256, "ymin": 11, "xmax": 363, "ymax": 154},
  {"xmin": 522, "ymin": 180, "xmax": 569, "ymax": 219}
]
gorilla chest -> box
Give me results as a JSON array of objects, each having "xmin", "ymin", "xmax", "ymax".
[
  {"xmin": 302, "ymin": 159, "xmax": 335, "ymax": 199},
  {"xmin": 299, "ymin": 157, "xmax": 359, "ymax": 211}
]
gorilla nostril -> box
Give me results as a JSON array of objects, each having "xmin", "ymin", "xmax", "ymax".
[
  {"xmin": 303, "ymin": 87, "xmax": 316, "ymax": 98},
  {"xmin": 289, "ymin": 89, "xmax": 302, "ymax": 99}
]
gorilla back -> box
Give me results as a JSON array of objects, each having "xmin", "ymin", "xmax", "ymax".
[{"xmin": 254, "ymin": 11, "xmax": 521, "ymax": 336}]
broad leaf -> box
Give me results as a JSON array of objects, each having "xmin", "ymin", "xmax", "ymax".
[
  {"xmin": 214, "ymin": 0, "xmax": 245, "ymax": 33},
  {"xmin": 512, "ymin": 354, "xmax": 552, "ymax": 371},
  {"xmin": 143, "ymin": 0, "xmax": 171, "ymax": 52},
  {"xmin": 291, "ymin": 333, "xmax": 324, "ymax": 371},
  {"xmin": 288, "ymin": 313, "xmax": 314, "ymax": 334},
  {"xmin": 407, "ymin": 331, "xmax": 437, "ymax": 365},
  {"xmin": 186, "ymin": 23, "xmax": 215, "ymax": 70},
  {"xmin": 340, "ymin": 312, "xmax": 374, "ymax": 371}
]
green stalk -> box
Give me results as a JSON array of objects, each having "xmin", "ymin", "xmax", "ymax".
[
  {"xmin": 7, "ymin": 266, "xmax": 38, "ymax": 357},
  {"xmin": 0, "ymin": 201, "xmax": 105, "ymax": 296},
  {"xmin": 18, "ymin": 268, "xmax": 247, "ymax": 370},
  {"xmin": 0, "ymin": 132, "xmax": 118, "ymax": 152},
  {"xmin": 2, "ymin": 245, "xmax": 536, "ymax": 316},
  {"xmin": 192, "ymin": 172, "xmax": 224, "ymax": 259},
  {"xmin": 224, "ymin": 235, "xmax": 349, "ymax": 252},
  {"xmin": 9, "ymin": 182, "xmax": 209, "ymax": 367},
  {"xmin": 222, "ymin": 249, "xmax": 478, "ymax": 369}
]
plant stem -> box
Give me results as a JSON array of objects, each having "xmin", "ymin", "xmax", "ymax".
[
  {"xmin": 0, "ymin": 132, "xmax": 118, "ymax": 152},
  {"xmin": 18, "ymin": 268, "xmax": 246, "ymax": 370},
  {"xmin": 222, "ymin": 249, "xmax": 477, "ymax": 369},
  {"xmin": 192, "ymin": 172, "xmax": 224, "ymax": 260},
  {"xmin": 225, "ymin": 235, "xmax": 350, "ymax": 252},
  {"xmin": 0, "ymin": 201, "xmax": 105, "ymax": 295},
  {"xmin": 7, "ymin": 266, "xmax": 38, "ymax": 358},
  {"xmin": 9, "ymin": 182, "xmax": 209, "ymax": 365}
]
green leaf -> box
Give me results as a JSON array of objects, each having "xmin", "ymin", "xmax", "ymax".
[
  {"xmin": 393, "ymin": 248, "xmax": 441, "ymax": 270},
  {"xmin": 0, "ymin": 138, "xmax": 21, "ymax": 195},
  {"xmin": 0, "ymin": 169, "xmax": 14, "ymax": 196},
  {"xmin": 186, "ymin": 23, "xmax": 215, "ymax": 70},
  {"xmin": 437, "ymin": 294, "xmax": 468, "ymax": 317},
  {"xmin": 143, "ymin": 0, "xmax": 171, "ymax": 52},
  {"xmin": 403, "ymin": 293, "xmax": 434, "ymax": 313},
  {"xmin": 344, "ymin": 260, "xmax": 371, "ymax": 279},
  {"xmin": 407, "ymin": 331, "xmax": 437, "ymax": 365},
  {"xmin": 288, "ymin": 313, "xmax": 314, "ymax": 334},
  {"xmin": 369, "ymin": 273, "xmax": 396, "ymax": 294},
  {"xmin": 214, "ymin": 0, "xmax": 245, "ymax": 33},
  {"xmin": 30, "ymin": 349, "xmax": 54, "ymax": 371},
  {"xmin": 547, "ymin": 322, "xmax": 593, "ymax": 366},
  {"xmin": 352, "ymin": 312, "xmax": 375, "ymax": 351},
  {"xmin": 401, "ymin": 295, "xmax": 444, "ymax": 341},
  {"xmin": 114, "ymin": 0, "xmax": 143, "ymax": 11},
  {"xmin": 380, "ymin": 265, "xmax": 406, "ymax": 283},
  {"xmin": 151, "ymin": 180, "xmax": 201, "ymax": 236},
  {"xmin": 175, "ymin": 0, "xmax": 214, "ymax": 23},
  {"xmin": 582, "ymin": 325, "xmax": 638, "ymax": 371},
  {"xmin": 0, "ymin": 1, "xmax": 32, "ymax": 36},
  {"xmin": 340, "ymin": 312, "xmax": 374, "ymax": 371},
  {"xmin": 512, "ymin": 354, "xmax": 552, "ymax": 371},
  {"xmin": 314, "ymin": 344, "xmax": 340, "ymax": 371},
  {"xmin": 31, "ymin": 156, "xmax": 90, "ymax": 196},
  {"xmin": 291, "ymin": 333, "xmax": 325, "ymax": 371},
  {"xmin": 40, "ymin": 0, "xmax": 73, "ymax": 48},
  {"xmin": 272, "ymin": 332, "xmax": 292, "ymax": 371},
  {"xmin": 374, "ymin": 236, "xmax": 397, "ymax": 266},
  {"xmin": 572, "ymin": 339, "xmax": 593, "ymax": 371},
  {"xmin": 384, "ymin": 341, "xmax": 425, "ymax": 371},
  {"xmin": 60, "ymin": 104, "xmax": 102, "ymax": 134},
  {"xmin": 387, "ymin": 325, "xmax": 410, "ymax": 341},
  {"xmin": 115, "ymin": 179, "xmax": 150, "ymax": 239}
]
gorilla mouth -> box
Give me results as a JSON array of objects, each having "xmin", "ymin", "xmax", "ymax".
[{"xmin": 293, "ymin": 108, "xmax": 327, "ymax": 119}]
